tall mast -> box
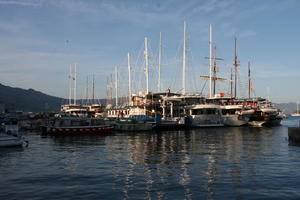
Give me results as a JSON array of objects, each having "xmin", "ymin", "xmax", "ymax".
[
  {"xmin": 85, "ymin": 76, "xmax": 89, "ymax": 105},
  {"xmin": 68, "ymin": 65, "xmax": 72, "ymax": 105},
  {"xmin": 115, "ymin": 66, "xmax": 118, "ymax": 107},
  {"xmin": 128, "ymin": 52, "xmax": 132, "ymax": 104},
  {"xmin": 158, "ymin": 32, "xmax": 162, "ymax": 92},
  {"xmin": 209, "ymin": 24, "xmax": 212, "ymax": 98},
  {"xmin": 248, "ymin": 61, "xmax": 251, "ymax": 99},
  {"xmin": 230, "ymin": 67, "xmax": 233, "ymax": 98},
  {"xmin": 111, "ymin": 74, "xmax": 113, "ymax": 105},
  {"xmin": 233, "ymin": 37, "xmax": 239, "ymax": 99},
  {"xmin": 74, "ymin": 63, "xmax": 77, "ymax": 105},
  {"xmin": 144, "ymin": 37, "xmax": 149, "ymax": 94},
  {"xmin": 182, "ymin": 21, "xmax": 187, "ymax": 95},
  {"xmin": 106, "ymin": 76, "xmax": 109, "ymax": 105},
  {"xmin": 201, "ymin": 27, "xmax": 224, "ymax": 96},
  {"xmin": 213, "ymin": 44, "xmax": 217, "ymax": 96},
  {"xmin": 92, "ymin": 74, "xmax": 95, "ymax": 103},
  {"xmin": 109, "ymin": 74, "xmax": 113, "ymax": 105}
]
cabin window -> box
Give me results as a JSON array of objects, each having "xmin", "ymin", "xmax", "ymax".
[
  {"xmin": 222, "ymin": 109, "xmax": 236, "ymax": 115},
  {"xmin": 192, "ymin": 109, "xmax": 204, "ymax": 115},
  {"xmin": 192, "ymin": 108, "xmax": 220, "ymax": 115},
  {"xmin": 206, "ymin": 109, "xmax": 217, "ymax": 115}
]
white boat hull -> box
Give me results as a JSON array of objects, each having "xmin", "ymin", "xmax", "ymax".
[
  {"xmin": 191, "ymin": 115, "xmax": 224, "ymax": 127},
  {"xmin": 0, "ymin": 135, "xmax": 24, "ymax": 147},
  {"xmin": 223, "ymin": 115, "xmax": 249, "ymax": 127},
  {"xmin": 248, "ymin": 121, "xmax": 266, "ymax": 127},
  {"xmin": 291, "ymin": 113, "xmax": 300, "ymax": 117}
]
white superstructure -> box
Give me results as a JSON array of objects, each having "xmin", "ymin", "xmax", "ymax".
[{"xmin": 187, "ymin": 104, "xmax": 223, "ymax": 127}]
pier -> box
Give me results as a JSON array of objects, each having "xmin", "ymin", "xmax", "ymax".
[{"xmin": 288, "ymin": 126, "xmax": 300, "ymax": 143}]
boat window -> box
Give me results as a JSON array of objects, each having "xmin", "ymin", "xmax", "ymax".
[
  {"xmin": 192, "ymin": 109, "xmax": 220, "ymax": 115},
  {"xmin": 222, "ymin": 109, "xmax": 236, "ymax": 115},
  {"xmin": 207, "ymin": 109, "xmax": 217, "ymax": 115},
  {"xmin": 192, "ymin": 109, "xmax": 204, "ymax": 115}
]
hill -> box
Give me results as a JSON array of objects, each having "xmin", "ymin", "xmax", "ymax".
[
  {"xmin": 0, "ymin": 83, "xmax": 108, "ymax": 112},
  {"xmin": 0, "ymin": 83, "xmax": 63, "ymax": 112},
  {"xmin": 275, "ymin": 102, "xmax": 297, "ymax": 114},
  {"xmin": 0, "ymin": 83, "xmax": 296, "ymax": 114}
]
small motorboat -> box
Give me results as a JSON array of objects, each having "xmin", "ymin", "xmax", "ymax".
[{"xmin": 0, "ymin": 118, "xmax": 27, "ymax": 147}]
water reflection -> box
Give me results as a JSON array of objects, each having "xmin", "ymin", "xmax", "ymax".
[
  {"xmin": 3, "ymin": 125, "xmax": 300, "ymax": 200},
  {"xmin": 95, "ymin": 127, "xmax": 279, "ymax": 199},
  {"xmin": 47, "ymin": 135, "xmax": 108, "ymax": 146},
  {"xmin": 0, "ymin": 147, "xmax": 24, "ymax": 163}
]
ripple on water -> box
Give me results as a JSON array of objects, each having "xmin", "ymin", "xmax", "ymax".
[{"xmin": 1, "ymin": 124, "xmax": 300, "ymax": 199}]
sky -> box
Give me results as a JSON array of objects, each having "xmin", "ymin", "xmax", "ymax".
[{"xmin": 0, "ymin": 0, "xmax": 299, "ymax": 103}]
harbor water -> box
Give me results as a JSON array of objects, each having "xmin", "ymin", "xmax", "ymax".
[{"xmin": 1, "ymin": 117, "xmax": 300, "ymax": 199}]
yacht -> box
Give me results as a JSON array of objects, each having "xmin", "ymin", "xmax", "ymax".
[
  {"xmin": 61, "ymin": 104, "xmax": 88, "ymax": 117},
  {"xmin": 247, "ymin": 98, "xmax": 283, "ymax": 126},
  {"xmin": 221, "ymin": 104, "xmax": 254, "ymax": 126},
  {"xmin": 206, "ymin": 97, "xmax": 254, "ymax": 127},
  {"xmin": 186, "ymin": 104, "xmax": 223, "ymax": 127}
]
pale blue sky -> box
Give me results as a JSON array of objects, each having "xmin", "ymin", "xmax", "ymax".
[{"xmin": 0, "ymin": 0, "xmax": 299, "ymax": 103}]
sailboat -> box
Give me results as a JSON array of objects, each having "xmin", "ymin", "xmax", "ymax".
[
  {"xmin": 187, "ymin": 24, "xmax": 225, "ymax": 127},
  {"xmin": 291, "ymin": 100, "xmax": 300, "ymax": 116},
  {"xmin": 60, "ymin": 64, "xmax": 90, "ymax": 117},
  {"xmin": 197, "ymin": 27, "xmax": 254, "ymax": 127}
]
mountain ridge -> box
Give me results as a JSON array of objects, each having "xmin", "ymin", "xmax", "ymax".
[
  {"xmin": 0, "ymin": 83, "xmax": 109, "ymax": 112},
  {"xmin": 0, "ymin": 83, "xmax": 63, "ymax": 112},
  {"xmin": 0, "ymin": 83, "xmax": 297, "ymax": 114}
]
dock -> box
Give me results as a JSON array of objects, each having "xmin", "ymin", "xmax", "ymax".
[{"xmin": 288, "ymin": 127, "xmax": 300, "ymax": 143}]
